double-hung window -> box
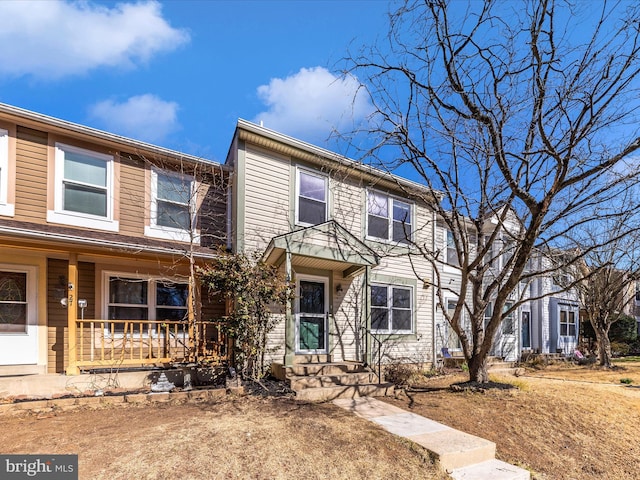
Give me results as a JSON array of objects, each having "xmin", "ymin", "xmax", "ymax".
[
  {"xmin": 107, "ymin": 275, "xmax": 188, "ymax": 334},
  {"xmin": 296, "ymin": 168, "xmax": 327, "ymax": 225},
  {"xmin": 49, "ymin": 143, "xmax": 118, "ymax": 231},
  {"xmin": 559, "ymin": 307, "xmax": 577, "ymax": 337},
  {"xmin": 446, "ymin": 230, "xmax": 459, "ymax": 266},
  {"xmin": 371, "ymin": 284, "xmax": 412, "ymax": 333},
  {"xmin": 367, "ymin": 191, "xmax": 412, "ymax": 244},
  {"xmin": 0, "ymin": 128, "xmax": 12, "ymax": 217},
  {"xmin": 146, "ymin": 169, "xmax": 196, "ymax": 242}
]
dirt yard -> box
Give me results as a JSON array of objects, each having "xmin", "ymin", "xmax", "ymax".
[
  {"xmin": 1, "ymin": 361, "xmax": 639, "ymax": 480},
  {"xmin": 387, "ymin": 360, "xmax": 640, "ymax": 479}
]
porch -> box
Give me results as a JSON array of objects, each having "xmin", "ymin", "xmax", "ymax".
[{"xmin": 67, "ymin": 318, "xmax": 228, "ymax": 374}]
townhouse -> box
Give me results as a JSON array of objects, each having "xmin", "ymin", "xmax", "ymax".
[
  {"xmin": 0, "ymin": 103, "xmax": 582, "ymax": 396},
  {"xmin": 0, "ymin": 103, "xmax": 228, "ymax": 378}
]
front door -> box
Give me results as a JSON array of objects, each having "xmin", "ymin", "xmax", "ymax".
[{"xmin": 296, "ymin": 276, "xmax": 328, "ymax": 353}]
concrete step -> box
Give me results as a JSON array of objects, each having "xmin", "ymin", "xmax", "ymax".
[
  {"xmin": 289, "ymin": 372, "xmax": 378, "ymax": 390},
  {"xmin": 292, "ymin": 354, "xmax": 331, "ymax": 364},
  {"xmin": 408, "ymin": 428, "xmax": 496, "ymax": 472},
  {"xmin": 287, "ymin": 362, "xmax": 367, "ymax": 376},
  {"xmin": 450, "ymin": 459, "xmax": 530, "ymax": 479},
  {"xmin": 294, "ymin": 382, "xmax": 394, "ymax": 402}
]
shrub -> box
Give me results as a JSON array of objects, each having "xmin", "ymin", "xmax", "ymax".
[{"xmin": 620, "ymin": 378, "xmax": 633, "ymax": 384}]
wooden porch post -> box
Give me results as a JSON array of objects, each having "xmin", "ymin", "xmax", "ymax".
[
  {"xmin": 66, "ymin": 253, "xmax": 80, "ymax": 375},
  {"xmin": 284, "ymin": 250, "xmax": 294, "ymax": 367}
]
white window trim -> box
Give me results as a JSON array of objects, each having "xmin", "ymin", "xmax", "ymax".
[
  {"xmin": 0, "ymin": 129, "xmax": 13, "ymax": 217},
  {"xmin": 102, "ymin": 271, "xmax": 189, "ymax": 337},
  {"xmin": 558, "ymin": 304, "xmax": 578, "ymax": 338},
  {"xmin": 442, "ymin": 229, "xmax": 460, "ymax": 274},
  {"xmin": 295, "ymin": 167, "xmax": 329, "ymax": 227},
  {"xmin": 48, "ymin": 143, "xmax": 119, "ymax": 232},
  {"xmin": 365, "ymin": 189, "xmax": 413, "ymax": 244},
  {"xmin": 371, "ymin": 283, "xmax": 414, "ymax": 334},
  {"xmin": 145, "ymin": 168, "xmax": 199, "ymax": 243}
]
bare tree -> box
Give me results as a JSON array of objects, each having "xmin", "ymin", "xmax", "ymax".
[
  {"xmin": 573, "ymin": 211, "xmax": 640, "ymax": 367},
  {"xmin": 344, "ymin": 0, "xmax": 640, "ymax": 382}
]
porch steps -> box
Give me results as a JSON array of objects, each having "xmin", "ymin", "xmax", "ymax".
[{"xmin": 272, "ymin": 356, "xmax": 394, "ymax": 402}]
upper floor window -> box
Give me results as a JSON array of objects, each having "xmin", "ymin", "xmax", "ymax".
[
  {"xmin": 635, "ymin": 282, "xmax": 640, "ymax": 303},
  {"xmin": 146, "ymin": 169, "xmax": 197, "ymax": 242},
  {"xmin": 367, "ymin": 191, "xmax": 412, "ymax": 244},
  {"xmin": 446, "ymin": 230, "xmax": 459, "ymax": 266},
  {"xmin": 296, "ymin": 168, "xmax": 327, "ymax": 226},
  {"xmin": 371, "ymin": 284, "xmax": 413, "ymax": 334},
  {"xmin": 0, "ymin": 129, "xmax": 9, "ymax": 216},
  {"xmin": 49, "ymin": 143, "xmax": 118, "ymax": 231}
]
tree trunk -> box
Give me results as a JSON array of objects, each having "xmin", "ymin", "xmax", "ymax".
[
  {"xmin": 467, "ymin": 354, "xmax": 489, "ymax": 383},
  {"xmin": 595, "ymin": 326, "xmax": 613, "ymax": 368}
]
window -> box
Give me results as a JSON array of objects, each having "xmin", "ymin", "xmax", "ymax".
[
  {"xmin": 0, "ymin": 271, "xmax": 27, "ymax": 333},
  {"xmin": 49, "ymin": 143, "xmax": 118, "ymax": 231},
  {"xmin": 503, "ymin": 302, "xmax": 515, "ymax": 335},
  {"xmin": 635, "ymin": 282, "xmax": 640, "ymax": 303},
  {"xmin": 371, "ymin": 284, "xmax": 412, "ymax": 333},
  {"xmin": 146, "ymin": 169, "xmax": 196, "ymax": 242},
  {"xmin": 367, "ymin": 191, "xmax": 412, "ymax": 243},
  {"xmin": 521, "ymin": 311, "xmax": 531, "ymax": 349},
  {"xmin": 107, "ymin": 275, "xmax": 188, "ymax": 334},
  {"xmin": 296, "ymin": 169, "xmax": 327, "ymax": 225},
  {"xmin": 0, "ymin": 128, "xmax": 12, "ymax": 217},
  {"xmin": 559, "ymin": 307, "xmax": 577, "ymax": 337},
  {"xmin": 446, "ymin": 230, "xmax": 459, "ymax": 266}
]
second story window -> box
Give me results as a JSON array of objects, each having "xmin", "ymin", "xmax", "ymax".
[
  {"xmin": 155, "ymin": 171, "xmax": 192, "ymax": 230},
  {"xmin": 146, "ymin": 168, "xmax": 197, "ymax": 243},
  {"xmin": 446, "ymin": 230, "xmax": 459, "ymax": 266},
  {"xmin": 0, "ymin": 127, "xmax": 13, "ymax": 217},
  {"xmin": 61, "ymin": 145, "xmax": 109, "ymax": 217},
  {"xmin": 49, "ymin": 143, "xmax": 118, "ymax": 232},
  {"xmin": 367, "ymin": 191, "xmax": 412, "ymax": 243},
  {"xmin": 296, "ymin": 168, "xmax": 327, "ymax": 226}
]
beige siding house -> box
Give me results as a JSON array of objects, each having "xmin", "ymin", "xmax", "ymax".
[
  {"xmin": 0, "ymin": 103, "xmax": 228, "ymax": 377},
  {"xmin": 227, "ymin": 120, "xmax": 437, "ymax": 372}
]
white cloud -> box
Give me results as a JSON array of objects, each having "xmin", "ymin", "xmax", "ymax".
[
  {"xmin": 253, "ymin": 67, "xmax": 374, "ymax": 143},
  {"xmin": 89, "ymin": 94, "xmax": 179, "ymax": 143},
  {"xmin": 0, "ymin": 1, "xmax": 189, "ymax": 78}
]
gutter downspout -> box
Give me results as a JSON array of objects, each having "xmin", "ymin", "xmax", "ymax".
[{"xmin": 432, "ymin": 209, "xmax": 438, "ymax": 369}]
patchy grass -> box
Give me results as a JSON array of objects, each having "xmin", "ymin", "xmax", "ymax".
[
  {"xmin": 0, "ymin": 394, "xmax": 446, "ymax": 480},
  {"xmin": 389, "ymin": 362, "xmax": 640, "ymax": 480}
]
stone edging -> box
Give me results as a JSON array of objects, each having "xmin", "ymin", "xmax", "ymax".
[{"xmin": 0, "ymin": 387, "xmax": 244, "ymax": 415}]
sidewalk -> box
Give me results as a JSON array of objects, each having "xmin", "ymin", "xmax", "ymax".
[{"xmin": 333, "ymin": 397, "xmax": 530, "ymax": 480}]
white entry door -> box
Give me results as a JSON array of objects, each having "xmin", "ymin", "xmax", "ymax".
[
  {"xmin": 296, "ymin": 276, "xmax": 329, "ymax": 354},
  {"xmin": 0, "ymin": 266, "xmax": 38, "ymax": 365}
]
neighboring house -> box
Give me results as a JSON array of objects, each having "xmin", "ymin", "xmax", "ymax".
[
  {"xmin": 527, "ymin": 253, "xmax": 580, "ymax": 355},
  {"xmin": 0, "ymin": 103, "xmax": 228, "ymax": 377},
  {"xmin": 225, "ymin": 120, "xmax": 438, "ymax": 371}
]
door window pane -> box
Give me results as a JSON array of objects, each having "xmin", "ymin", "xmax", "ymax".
[
  {"xmin": 300, "ymin": 281, "xmax": 325, "ymax": 314},
  {"xmin": 0, "ymin": 272, "xmax": 27, "ymax": 333}
]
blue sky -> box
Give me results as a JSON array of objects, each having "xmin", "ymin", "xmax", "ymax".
[{"xmin": 0, "ymin": 0, "xmax": 390, "ymax": 162}]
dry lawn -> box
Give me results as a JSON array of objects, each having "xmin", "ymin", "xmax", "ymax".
[
  {"xmin": 2, "ymin": 361, "xmax": 639, "ymax": 480},
  {"xmin": 386, "ymin": 359, "xmax": 640, "ymax": 479},
  {"xmin": 0, "ymin": 394, "xmax": 445, "ymax": 480}
]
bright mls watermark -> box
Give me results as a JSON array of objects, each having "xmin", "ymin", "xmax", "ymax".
[{"xmin": 0, "ymin": 455, "xmax": 77, "ymax": 479}]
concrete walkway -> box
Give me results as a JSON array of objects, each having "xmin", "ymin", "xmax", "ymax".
[{"xmin": 333, "ymin": 397, "xmax": 530, "ymax": 480}]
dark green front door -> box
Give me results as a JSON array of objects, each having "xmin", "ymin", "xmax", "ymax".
[{"xmin": 297, "ymin": 279, "xmax": 327, "ymax": 353}]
